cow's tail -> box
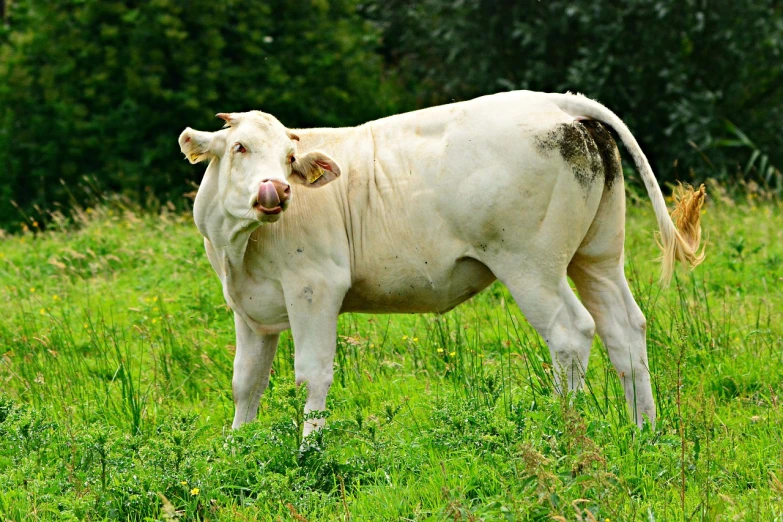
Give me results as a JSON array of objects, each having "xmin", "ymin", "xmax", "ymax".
[{"xmin": 548, "ymin": 92, "xmax": 705, "ymax": 286}]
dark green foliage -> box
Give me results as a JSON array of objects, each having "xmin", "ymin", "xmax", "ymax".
[
  {"xmin": 0, "ymin": 0, "xmax": 400, "ymax": 228},
  {"xmin": 364, "ymin": 0, "xmax": 783, "ymax": 189}
]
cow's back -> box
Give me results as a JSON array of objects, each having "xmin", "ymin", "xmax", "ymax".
[
  {"xmin": 337, "ymin": 91, "xmax": 608, "ymax": 313},
  {"xmin": 240, "ymin": 91, "xmax": 611, "ymax": 316}
]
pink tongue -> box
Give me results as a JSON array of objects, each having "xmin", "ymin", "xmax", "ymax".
[{"xmin": 257, "ymin": 181, "xmax": 281, "ymax": 209}]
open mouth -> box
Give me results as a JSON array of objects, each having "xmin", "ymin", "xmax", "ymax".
[
  {"xmin": 253, "ymin": 180, "xmax": 290, "ymax": 218},
  {"xmin": 255, "ymin": 204, "xmax": 283, "ymax": 216}
]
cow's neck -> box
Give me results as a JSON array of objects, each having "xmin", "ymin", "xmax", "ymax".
[
  {"xmin": 193, "ymin": 166, "xmax": 258, "ymax": 269},
  {"xmin": 199, "ymin": 205, "xmax": 260, "ymax": 315},
  {"xmin": 207, "ymin": 213, "xmax": 255, "ymax": 263}
]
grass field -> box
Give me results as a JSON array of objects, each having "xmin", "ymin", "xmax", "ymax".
[{"xmin": 0, "ymin": 187, "xmax": 781, "ymax": 521}]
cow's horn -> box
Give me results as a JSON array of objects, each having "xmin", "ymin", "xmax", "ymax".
[{"xmin": 216, "ymin": 113, "xmax": 236, "ymax": 127}]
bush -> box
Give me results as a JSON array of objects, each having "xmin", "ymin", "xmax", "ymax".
[
  {"xmin": 365, "ymin": 0, "xmax": 783, "ymax": 189},
  {"xmin": 0, "ymin": 0, "xmax": 402, "ymax": 229}
]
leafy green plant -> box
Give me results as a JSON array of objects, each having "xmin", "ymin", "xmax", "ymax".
[{"xmin": 705, "ymin": 120, "xmax": 783, "ymax": 195}]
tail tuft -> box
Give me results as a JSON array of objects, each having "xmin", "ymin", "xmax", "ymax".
[{"xmin": 660, "ymin": 183, "xmax": 707, "ymax": 286}]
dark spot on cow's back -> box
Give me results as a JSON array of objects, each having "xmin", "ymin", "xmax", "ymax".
[
  {"xmin": 535, "ymin": 122, "xmax": 603, "ymax": 190},
  {"xmin": 580, "ymin": 120, "xmax": 622, "ymax": 191}
]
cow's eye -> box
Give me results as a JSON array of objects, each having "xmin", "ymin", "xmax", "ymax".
[
  {"xmin": 289, "ymin": 155, "xmax": 296, "ymax": 164},
  {"xmin": 233, "ymin": 143, "xmax": 247, "ymax": 154}
]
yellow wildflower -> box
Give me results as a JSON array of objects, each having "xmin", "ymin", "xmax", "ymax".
[
  {"xmin": 153, "ymin": 296, "xmax": 158, "ymax": 302},
  {"xmin": 190, "ymin": 488, "xmax": 199, "ymax": 496},
  {"xmin": 29, "ymin": 287, "xmax": 36, "ymax": 293},
  {"xmin": 52, "ymin": 295, "xmax": 60, "ymax": 301},
  {"xmin": 413, "ymin": 337, "xmax": 419, "ymax": 342},
  {"xmin": 39, "ymin": 308, "xmax": 45, "ymax": 315},
  {"xmin": 449, "ymin": 351, "xmax": 456, "ymax": 356},
  {"xmin": 402, "ymin": 335, "xmax": 408, "ymax": 340},
  {"xmin": 437, "ymin": 348, "xmax": 444, "ymax": 353},
  {"xmin": 180, "ymin": 481, "xmax": 187, "ymax": 485}
]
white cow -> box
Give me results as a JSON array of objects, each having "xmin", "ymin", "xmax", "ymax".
[{"xmin": 178, "ymin": 91, "xmax": 704, "ymax": 435}]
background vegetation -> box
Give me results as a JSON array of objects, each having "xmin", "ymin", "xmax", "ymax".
[
  {"xmin": 0, "ymin": 0, "xmax": 401, "ymax": 228},
  {"xmin": 1, "ymin": 0, "xmax": 782, "ymax": 229},
  {"xmin": 365, "ymin": 0, "xmax": 783, "ymax": 188}
]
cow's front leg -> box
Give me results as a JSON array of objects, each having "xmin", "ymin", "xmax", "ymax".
[
  {"xmin": 285, "ymin": 283, "xmax": 343, "ymax": 438},
  {"xmin": 292, "ymin": 312, "xmax": 338, "ymax": 438},
  {"xmin": 232, "ymin": 313, "xmax": 279, "ymax": 429}
]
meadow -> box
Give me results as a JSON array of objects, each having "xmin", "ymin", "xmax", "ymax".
[{"xmin": 0, "ymin": 185, "xmax": 781, "ymax": 521}]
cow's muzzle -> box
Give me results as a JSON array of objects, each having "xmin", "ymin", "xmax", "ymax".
[{"xmin": 255, "ymin": 179, "xmax": 291, "ymax": 215}]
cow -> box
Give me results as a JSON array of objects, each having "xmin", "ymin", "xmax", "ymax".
[{"xmin": 178, "ymin": 91, "xmax": 705, "ymax": 436}]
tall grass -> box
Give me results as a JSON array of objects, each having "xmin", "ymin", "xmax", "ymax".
[{"xmin": 0, "ymin": 194, "xmax": 781, "ymax": 520}]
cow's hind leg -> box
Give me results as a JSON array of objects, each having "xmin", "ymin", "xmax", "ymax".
[
  {"xmin": 568, "ymin": 255, "xmax": 656, "ymax": 427},
  {"xmin": 565, "ymin": 159, "xmax": 656, "ymax": 427},
  {"xmin": 499, "ymin": 272, "xmax": 597, "ymax": 395}
]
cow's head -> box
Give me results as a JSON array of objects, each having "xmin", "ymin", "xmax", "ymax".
[{"xmin": 178, "ymin": 111, "xmax": 341, "ymax": 224}]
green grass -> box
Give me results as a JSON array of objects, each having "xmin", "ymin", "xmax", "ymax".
[{"xmin": 0, "ymin": 190, "xmax": 782, "ymax": 521}]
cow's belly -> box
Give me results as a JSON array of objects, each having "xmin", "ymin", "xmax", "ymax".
[{"xmin": 341, "ymin": 255, "xmax": 496, "ymax": 314}]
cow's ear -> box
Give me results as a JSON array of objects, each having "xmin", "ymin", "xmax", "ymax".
[
  {"xmin": 290, "ymin": 151, "xmax": 341, "ymax": 187},
  {"xmin": 178, "ymin": 128, "xmax": 225, "ymax": 164}
]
